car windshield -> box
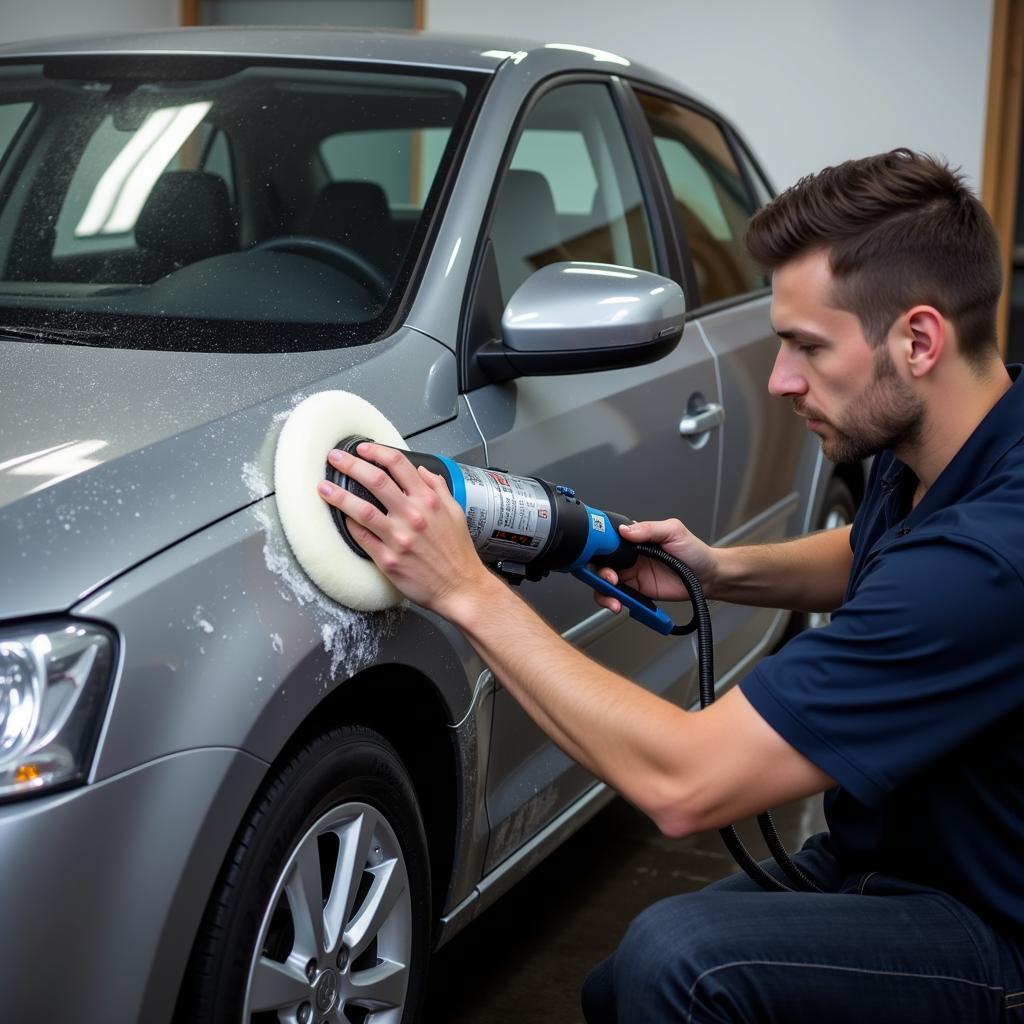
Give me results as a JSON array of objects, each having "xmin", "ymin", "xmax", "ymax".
[{"xmin": 0, "ymin": 57, "xmax": 477, "ymax": 351}]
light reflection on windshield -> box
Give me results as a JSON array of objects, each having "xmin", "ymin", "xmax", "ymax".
[
  {"xmin": 0, "ymin": 61, "xmax": 474, "ymax": 352},
  {"xmin": 76, "ymin": 102, "xmax": 212, "ymax": 237}
]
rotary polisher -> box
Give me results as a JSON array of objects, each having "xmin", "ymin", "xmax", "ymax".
[{"xmin": 327, "ymin": 436, "xmax": 694, "ymax": 636}]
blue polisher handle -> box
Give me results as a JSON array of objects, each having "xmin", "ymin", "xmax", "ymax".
[{"xmin": 572, "ymin": 566, "xmax": 677, "ymax": 636}]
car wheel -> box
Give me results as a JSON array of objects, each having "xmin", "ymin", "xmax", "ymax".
[
  {"xmin": 805, "ymin": 476, "xmax": 857, "ymax": 630},
  {"xmin": 778, "ymin": 475, "xmax": 858, "ymax": 644},
  {"xmin": 177, "ymin": 726, "xmax": 430, "ymax": 1024}
]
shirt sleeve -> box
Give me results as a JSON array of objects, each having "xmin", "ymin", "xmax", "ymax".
[{"xmin": 740, "ymin": 531, "xmax": 1024, "ymax": 808}]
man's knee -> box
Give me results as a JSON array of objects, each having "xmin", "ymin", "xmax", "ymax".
[
  {"xmin": 582, "ymin": 955, "xmax": 616, "ymax": 1024},
  {"xmin": 601, "ymin": 892, "xmax": 729, "ymax": 1021}
]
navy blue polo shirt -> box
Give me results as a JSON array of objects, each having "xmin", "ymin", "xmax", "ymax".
[{"xmin": 741, "ymin": 365, "xmax": 1024, "ymax": 935}]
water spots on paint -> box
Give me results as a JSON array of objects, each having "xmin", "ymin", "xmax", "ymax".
[
  {"xmin": 192, "ymin": 607, "xmax": 215, "ymax": 634},
  {"xmin": 242, "ymin": 458, "xmax": 397, "ymax": 680}
]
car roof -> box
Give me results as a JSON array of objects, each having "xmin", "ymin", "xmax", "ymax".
[{"xmin": 0, "ymin": 26, "xmax": 696, "ymax": 97}]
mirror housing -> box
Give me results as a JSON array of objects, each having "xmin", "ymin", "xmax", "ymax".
[{"xmin": 475, "ymin": 262, "xmax": 685, "ymax": 382}]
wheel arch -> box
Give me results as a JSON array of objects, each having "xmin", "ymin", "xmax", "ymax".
[{"xmin": 286, "ymin": 663, "xmax": 462, "ymax": 936}]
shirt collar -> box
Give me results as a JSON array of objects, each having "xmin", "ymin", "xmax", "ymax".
[{"xmin": 895, "ymin": 364, "xmax": 1024, "ymax": 527}]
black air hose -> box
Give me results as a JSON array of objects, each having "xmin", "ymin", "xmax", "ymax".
[{"xmin": 634, "ymin": 543, "xmax": 823, "ymax": 894}]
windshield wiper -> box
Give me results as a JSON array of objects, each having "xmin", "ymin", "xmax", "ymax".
[{"xmin": 0, "ymin": 324, "xmax": 110, "ymax": 346}]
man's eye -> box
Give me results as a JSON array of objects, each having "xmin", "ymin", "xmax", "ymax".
[{"xmin": 798, "ymin": 344, "xmax": 820, "ymax": 356}]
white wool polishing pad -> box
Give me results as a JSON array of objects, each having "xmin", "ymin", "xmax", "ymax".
[{"xmin": 274, "ymin": 390, "xmax": 408, "ymax": 611}]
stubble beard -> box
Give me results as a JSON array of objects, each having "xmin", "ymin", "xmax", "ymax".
[{"xmin": 796, "ymin": 348, "xmax": 925, "ymax": 465}]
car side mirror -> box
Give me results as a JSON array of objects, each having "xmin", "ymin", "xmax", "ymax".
[{"xmin": 475, "ymin": 262, "xmax": 685, "ymax": 382}]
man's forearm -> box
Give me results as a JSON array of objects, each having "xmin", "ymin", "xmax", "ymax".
[
  {"xmin": 445, "ymin": 570, "xmax": 694, "ymax": 795},
  {"xmin": 443, "ymin": 568, "xmax": 832, "ymax": 836},
  {"xmin": 709, "ymin": 525, "xmax": 852, "ymax": 613}
]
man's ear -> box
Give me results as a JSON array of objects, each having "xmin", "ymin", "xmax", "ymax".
[{"xmin": 898, "ymin": 306, "xmax": 945, "ymax": 378}]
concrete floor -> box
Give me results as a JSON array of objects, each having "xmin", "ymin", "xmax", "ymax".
[{"xmin": 424, "ymin": 794, "xmax": 827, "ymax": 1023}]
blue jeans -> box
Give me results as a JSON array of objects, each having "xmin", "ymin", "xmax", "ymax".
[{"xmin": 581, "ymin": 833, "xmax": 1024, "ymax": 1023}]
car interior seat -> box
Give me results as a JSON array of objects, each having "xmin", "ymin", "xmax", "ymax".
[
  {"xmin": 548, "ymin": 186, "xmax": 653, "ymax": 270},
  {"xmin": 490, "ymin": 168, "xmax": 571, "ymax": 301},
  {"xmin": 135, "ymin": 170, "xmax": 238, "ymax": 273},
  {"xmin": 307, "ymin": 180, "xmax": 403, "ymax": 279}
]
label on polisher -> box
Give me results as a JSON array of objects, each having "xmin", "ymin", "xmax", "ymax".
[{"xmin": 460, "ymin": 465, "xmax": 553, "ymax": 562}]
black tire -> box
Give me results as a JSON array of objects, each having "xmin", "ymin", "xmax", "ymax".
[
  {"xmin": 784, "ymin": 475, "xmax": 857, "ymax": 639},
  {"xmin": 176, "ymin": 726, "xmax": 430, "ymax": 1024},
  {"xmin": 815, "ymin": 476, "xmax": 857, "ymax": 543}
]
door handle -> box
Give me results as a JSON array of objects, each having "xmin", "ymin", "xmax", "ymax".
[{"xmin": 679, "ymin": 402, "xmax": 725, "ymax": 437}]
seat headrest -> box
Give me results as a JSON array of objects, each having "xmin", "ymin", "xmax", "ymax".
[
  {"xmin": 135, "ymin": 170, "xmax": 236, "ymax": 264},
  {"xmin": 311, "ymin": 181, "xmax": 389, "ymax": 237},
  {"xmin": 491, "ymin": 169, "xmax": 562, "ymax": 298},
  {"xmin": 308, "ymin": 180, "xmax": 401, "ymax": 272}
]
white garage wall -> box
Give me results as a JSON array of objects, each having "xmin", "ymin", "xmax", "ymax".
[
  {"xmin": 0, "ymin": 0, "xmax": 414, "ymax": 46},
  {"xmin": 425, "ymin": 0, "xmax": 995, "ymax": 193},
  {"xmin": 0, "ymin": 0, "xmax": 994, "ymax": 193},
  {"xmin": 0, "ymin": 0, "xmax": 179, "ymax": 46}
]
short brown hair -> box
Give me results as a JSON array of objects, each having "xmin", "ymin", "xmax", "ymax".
[{"xmin": 745, "ymin": 149, "xmax": 1002, "ymax": 365}]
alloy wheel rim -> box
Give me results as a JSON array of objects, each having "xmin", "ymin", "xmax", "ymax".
[
  {"xmin": 243, "ymin": 801, "xmax": 411, "ymax": 1023},
  {"xmin": 807, "ymin": 504, "xmax": 851, "ymax": 631}
]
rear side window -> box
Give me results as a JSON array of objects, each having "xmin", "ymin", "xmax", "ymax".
[
  {"xmin": 636, "ymin": 92, "xmax": 765, "ymax": 305},
  {"xmin": 490, "ymin": 82, "xmax": 656, "ymax": 303}
]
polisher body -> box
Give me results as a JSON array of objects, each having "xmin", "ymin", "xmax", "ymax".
[{"xmin": 330, "ymin": 438, "xmax": 678, "ymax": 634}]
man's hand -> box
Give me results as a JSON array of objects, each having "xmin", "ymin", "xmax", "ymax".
[
  {"xmin": 594, "ymin": 518, "xmax": 720, "ymax": 614},
  {"xmin": 317, "ymin": 442, "xmax": 493, "ymax": 618}
]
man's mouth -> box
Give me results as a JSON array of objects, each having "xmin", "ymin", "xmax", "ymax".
[{"xmin": 793, "ymin": 402, "xmax": 827, "ymax": 428}]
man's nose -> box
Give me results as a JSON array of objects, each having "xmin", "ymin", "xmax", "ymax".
[{"xmin": 768, "ymin": 344, "xmax": 807, "ymax": 398}]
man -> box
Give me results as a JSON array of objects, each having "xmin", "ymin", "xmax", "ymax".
[{"xmin": 318, "ymin": 149, "xmax": 1024, "ymax": 1022}]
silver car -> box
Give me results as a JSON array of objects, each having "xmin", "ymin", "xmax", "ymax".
[{"xmin": 0, "ymin": 28, "xmax": 863, "ymax": 1023}]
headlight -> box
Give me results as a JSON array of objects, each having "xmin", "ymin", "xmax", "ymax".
[{"xmin": 0, "ymin": 622, "xmax": 115, "ymax": 801}]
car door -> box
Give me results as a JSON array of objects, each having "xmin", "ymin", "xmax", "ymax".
[
  {"xmin": 463, "ymin": 77, "xmax": 724, "ymax": 870},
  {"xmin": 633, "ymin": 88, "xmax": 809, "ymax": 688}
]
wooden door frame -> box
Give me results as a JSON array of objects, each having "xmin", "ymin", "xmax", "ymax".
[{"xmin": 982, "ymin": 0, "xmax": 1024, "ymax": 355}]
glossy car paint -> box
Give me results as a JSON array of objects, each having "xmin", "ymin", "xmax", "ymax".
[{"xmin": 0, "ymin": 27, "xmax": 853, "ymax": 1021}]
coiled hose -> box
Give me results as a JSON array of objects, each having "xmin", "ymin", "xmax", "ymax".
[{"xmin": 634, "ymin": 543, "xmax": 823, "ymax": 893}]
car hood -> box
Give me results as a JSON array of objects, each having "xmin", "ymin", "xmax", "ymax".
[{"xmin": 0, "ymin": 329, "xmax": 457, "ymax": 618}]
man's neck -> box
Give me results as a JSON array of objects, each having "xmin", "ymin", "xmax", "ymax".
[{"xmin": 894, "ymin": 359, "xmax": 1011, "ymax": 500}]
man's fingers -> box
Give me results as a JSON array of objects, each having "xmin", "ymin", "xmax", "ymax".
[
  {"xmin": 592, "ymin": 567, "xmax": 622, "ymax": 614},
  {"xmin": 359, "ymin": 442, "xmax": 435, "ymax": 499},
  {"xmin": 417, "ymin": 465, "xmax": 461, "ymax": 512},
  {"xmin": 326, "ymin": 445, "xmax": 406, "ymax": 509},
  {"xmin": 619, "ymin": 518, "xmax": 686, "ymax": 545},
  {"xmin": 345, "ymin": 516, "xmax": 388, "ymax": 562},
  {"xmin": 326, "ymin": 443, "xmax": 435, "ymax": 510},
  {"xmin": 318, "ymin": 479, "xmax": 389, "ymax": 538}
]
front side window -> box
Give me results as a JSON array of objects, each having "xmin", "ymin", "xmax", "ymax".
[
  {"xmin": 490, "ymin": 82, "xmax": 656, "ymax": 303},
  {"xmin": 0, "ymin": 60, "xmax": 477, "ymax": 351},
  {"xmin": 636, "ymin": 91, "xmax": 765, "ymax": 305}
]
